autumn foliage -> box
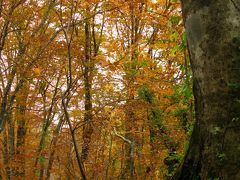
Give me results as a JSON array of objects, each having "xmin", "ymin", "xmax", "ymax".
[{"xmin": 0, "ymin": 0, "xmax": 192, "ymax": 179}]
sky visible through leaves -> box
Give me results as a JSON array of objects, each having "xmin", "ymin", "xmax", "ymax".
[{"xmin": 0, "ymin": 0, "xmax": 193, "ymax": 179}]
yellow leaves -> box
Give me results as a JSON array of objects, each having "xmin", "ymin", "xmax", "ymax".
[
  {"xmin": 136, "ymin": 76, "xmax": 146, "ymax": 85},
  {"xmin": 0, "ymin": 0, "xmax": 188, "ymax": 178},
  {"xmin": 70, "ymin": 109, "xmax": 83, "ymax": 117},
  {"xmin": 95, "ymin": 54, "xmax": 108, "ymax": 66},
  {"xmin": 104, "ymin": 84, "xmax": 114, "ymax": 91},
  {"xmin": 46, "ymin": 92, "xmax": 53, "ymax": 98},
  {"xmin": 33, "ymin": 68, "xmax": 41, "ymax": 76},
  {"xmin": 86, "ymin": 0, "xmax": 100, "ymax": 4},
  {"xmin": 109, "ymin": 63, "xmax": 118, "ymax": 71}
]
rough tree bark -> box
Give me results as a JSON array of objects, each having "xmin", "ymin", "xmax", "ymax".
[{"xmin": 175, "ymin": 0, "xmax": 240, "ymax": 179}]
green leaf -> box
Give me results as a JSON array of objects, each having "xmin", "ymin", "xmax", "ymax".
[
  {"xmin": 217, "ymin": 153, "xmax": 226, "ymax": 161},
  {"xmin": 169, "ymin": 31, "xmax": 179, "ymax": 42},
  {"xmin": 180, "ymin": 31, "xmax": 187, "ymax": 50},
  {"xmin": 35, "ymin": 170, "xmax": 40, "ymax": 177},
  {"xmin": 227, "ymin": 82, "xmax": 240, "ymax": 89},
  {"xmin": 170, "ymin": 16, "xmax": 181, "ymax": 25},
  {"xmin": 170, "ymin": 45, "xmax": 180, "ymax": 56},
  {"xmin": 138, "ymin": 85, "xmax": 155, "ymax": 103},
  {"xmin": 39, "ymin": 156, "xmax": 46, "ymax": 165},
  {"xmin": 150, "ymin": 107, "xmax": 163, "ymax": 127}
]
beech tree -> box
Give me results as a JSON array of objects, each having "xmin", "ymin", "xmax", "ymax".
[{"xmin": 176, "ymin": 0, "xmax": 240, "ymax": 179}]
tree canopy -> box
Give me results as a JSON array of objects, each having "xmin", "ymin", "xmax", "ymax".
[{"xmin": 0, "ymin": 0, "xmax": 195, "ymax": 179}]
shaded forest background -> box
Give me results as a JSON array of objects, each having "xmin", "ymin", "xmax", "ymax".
[{"xmin": 0, "ymin": 0, "xmax": 193, "ymax": 179}]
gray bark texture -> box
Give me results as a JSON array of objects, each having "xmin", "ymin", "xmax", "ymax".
[{"xmin": 176, "ymin": 0, "xmax": 240, "ymax": 179}]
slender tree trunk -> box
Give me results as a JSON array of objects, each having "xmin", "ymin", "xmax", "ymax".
[
  {"xmin": 34, "ymin": 79, "xmax": 59, "ymax": 176},
  {"xmin": 115, "ymin": 128, "xmax": 135, "ymax": 180},
  {"xmin": 6, "ymin": 111, "xmax": 14, "ymax": 179},
  {"xmin": 81, "ymin": 4, "xmax": 104, "ymax": 164},
  {"xmin": 175, "ymin": 1, "xmax": 240, "ymax": 179},
  {"xmin": 15, "ymin": 81, "xmax": 29, "ymax": 178},
  {"xmin": 63, "ymin": 98, "xmax": 87, "ymax": 180},
  {"xmin": 121, "ymin": 2, "xmax": 139, "ymax": 179},
  {"xmin": 3, "ymin": 129, "xmax": 10, "ymax": 180},
  {"xmin": 46, "ymin": 115, "xmax": 64, "ymax": 180},
  {"xmin": 82, "ymin": 7, "xmax": 93, "ymax": 162},
  {"xmin": 105, "ymin": 134, "xmax": 113, "ymax": 180},
  {"xmin": 121, "ymin": 98, "xmax": 135, "ymax": 180}
]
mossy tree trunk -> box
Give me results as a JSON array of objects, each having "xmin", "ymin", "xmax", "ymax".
[{"xmin": 175, "ymin": 0, "xmax": 240, "ymax": 179}]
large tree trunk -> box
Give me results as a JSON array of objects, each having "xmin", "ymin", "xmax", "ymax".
[{"xmin": 176, "ymin": 0, "xmax": 240, "ymax": 179}]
